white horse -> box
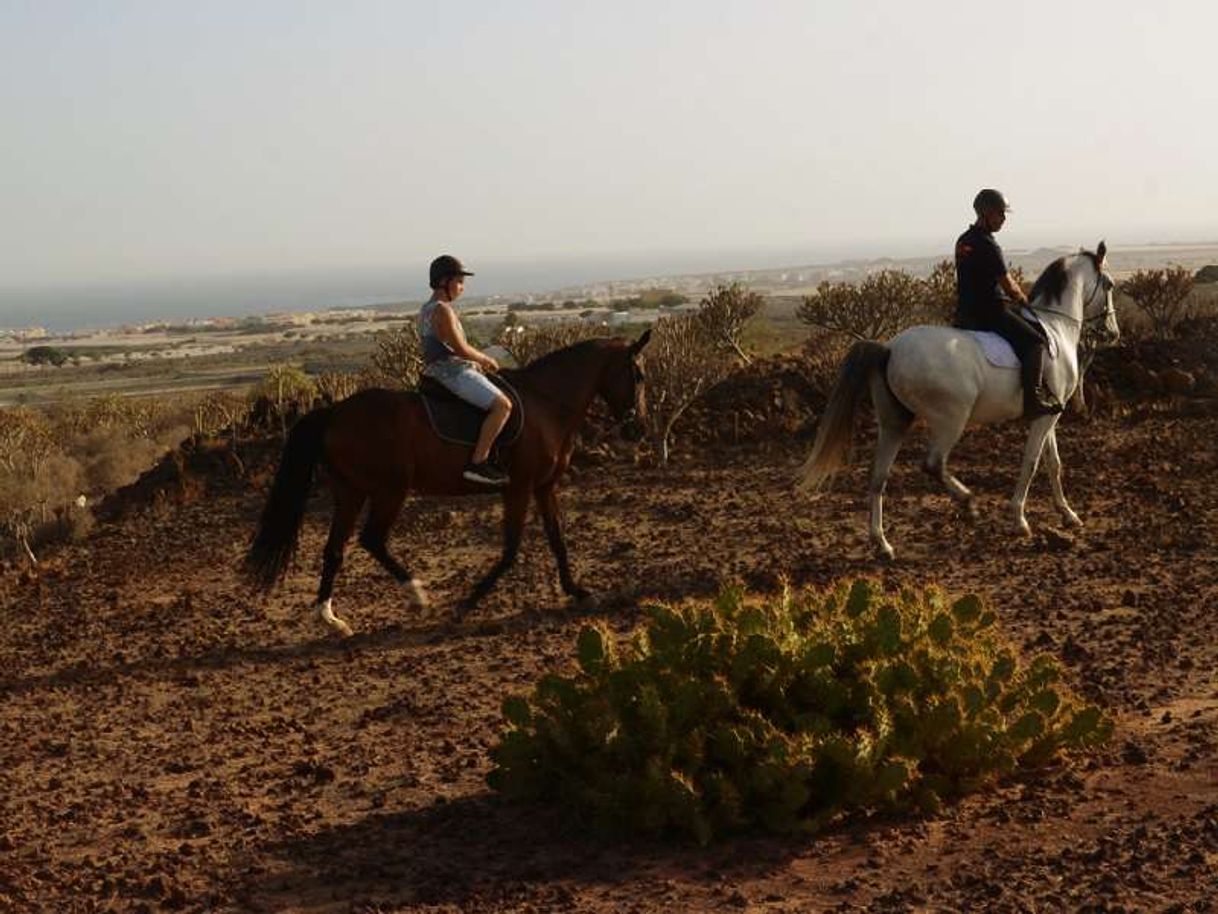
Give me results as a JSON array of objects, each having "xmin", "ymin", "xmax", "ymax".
[{"xmin": 798, "ymin": 242, "xmax": 1119, "ymax": 558}]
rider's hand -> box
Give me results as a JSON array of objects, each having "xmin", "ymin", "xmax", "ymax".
[{"xmin": 480, "ymin": 355, "xmax": 500, "ymax": 373}]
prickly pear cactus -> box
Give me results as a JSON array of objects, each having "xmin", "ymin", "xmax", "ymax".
[{"xmin": 487, "ymin": 580, "xmax": 1112, "ymax": 843}]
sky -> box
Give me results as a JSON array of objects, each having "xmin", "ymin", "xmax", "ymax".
[{"xmin": 2, "ymin": 0, "xmax": 1217, "ymax": 304}]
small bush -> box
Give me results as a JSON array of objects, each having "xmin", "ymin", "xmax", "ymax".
[
  {"xmin": 1118, "ymin": 267, "xmax": 1196, "ymax": 339},
  {"xmin": 21, "ymin": 345, "xmax": 68, "ymax": 367},
  {"xmin": 488, "ymin": 580, "xmax": 1111, "ymax": 844}
]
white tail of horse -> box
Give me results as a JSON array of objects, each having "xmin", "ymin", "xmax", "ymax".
[{"xmin": 797, "ymin": 340, "xmax": 891, "ymax": 493}]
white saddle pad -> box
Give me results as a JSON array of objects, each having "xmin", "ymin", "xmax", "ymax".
[{"xmin": 970, "ymin": 309, "xmax": 1059, "ymax": 369}]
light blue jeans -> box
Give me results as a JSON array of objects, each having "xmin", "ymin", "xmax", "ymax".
[{"xmin": 424, "ymin": 359, "xmax": 500, "ymax": 411}]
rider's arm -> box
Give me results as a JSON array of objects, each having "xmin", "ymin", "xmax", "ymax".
[
  {"xmin": 999, "ymin": 272, "xmax": 1029, "ymax": 307},
  {"xmin": 430, "ymin": 303, "xmax": 499, "ymax": 371}
]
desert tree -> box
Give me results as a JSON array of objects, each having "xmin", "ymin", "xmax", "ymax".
[
  {"xmin": 1118, "ymin": 266, "xmax": 1195, "ymax": 338},
  {"xmin": 642, "ymin": 314, "xmax": 734, "ymax": 465},
  {"xmin": 695, "ymin": 282, "xmax": 764, "ymax": 364}
]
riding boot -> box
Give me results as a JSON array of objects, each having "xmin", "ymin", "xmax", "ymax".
[{"xmin": 1021, "ymin": 344, "xmax": 1064, "ymax": 418}]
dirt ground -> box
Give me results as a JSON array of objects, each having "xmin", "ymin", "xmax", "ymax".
[{"xmin": 1, "ymin": 379, "xmax": 1216, "ymax": 912}]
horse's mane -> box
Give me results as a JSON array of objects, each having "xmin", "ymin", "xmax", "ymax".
[
  {"xmin": 1029, "ymin": 257, "xmax": 1070, "ymax": 304},
  {"xmin": 1030, "ymin": 248, "xmax": 1102, "ymax": 305},
  {"xmin": 514, "ymin": 337, "xmax": 622, "ymax": 375}
]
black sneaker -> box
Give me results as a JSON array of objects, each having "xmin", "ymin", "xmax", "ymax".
[{"xmin": 463, "ymin": 460, "xmax": 510, "ymax": 487}]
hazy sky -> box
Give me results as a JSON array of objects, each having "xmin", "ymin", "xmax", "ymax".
[{"xmin": 3, "ymin": 0, "xmax": 1217, "ymax": 288}]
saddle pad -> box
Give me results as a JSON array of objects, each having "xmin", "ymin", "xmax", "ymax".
[
  {"xmin": 971, "ymin": 331, "xmax": 1020, "ymax": 369},
  {"xmin": 970, "ymin": 311, "xmax": 1060, "ymax": 369},
  {"xmin": 417, "ymin": 373, "xmax": 525, "ymax": 450}
]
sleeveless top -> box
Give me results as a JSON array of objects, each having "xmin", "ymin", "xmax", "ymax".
[{"xmin": 417, "ymin": 297, "xmax": 456, "ymax": 365}]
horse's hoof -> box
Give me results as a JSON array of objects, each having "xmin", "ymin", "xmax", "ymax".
[
  {"xmin": 875, "ymin": 543, "xmax": 895, "ymax": 562},
  {"xmin": 965, "ymin": 500, "xmax": 980, "ymax": 521},
  {"xmin": 318, "ymin": 600, "xmax": 354, "ymax": 638},
  {"xmin": 1061, "ymin": 510, "xmax": 1083, "ymax": 528},
  {"xmin": 406, "ymin": 578, "xmax": 430, "ymax": 609}
]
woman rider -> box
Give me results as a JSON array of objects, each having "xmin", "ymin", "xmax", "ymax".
[
  {"xmin": 418, "ymin": 254, "xmax": 513, "ymax": 486},
  {"xmin": 954, "ymin": 189, "xmax": 1063, "ymax": 418}
]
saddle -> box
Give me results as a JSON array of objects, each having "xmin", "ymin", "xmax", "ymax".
[{"xmin": 417, "ymin": 373, "xmax": 525, "ymax": 452}]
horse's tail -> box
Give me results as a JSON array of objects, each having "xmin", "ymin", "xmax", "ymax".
[
  {"xmin": 243, "ymin": 406, "xmax": 333, "ymax": 592},
  {"xmin": 798, "ymin": 340, "xmax": 891, "ymax": 493}
]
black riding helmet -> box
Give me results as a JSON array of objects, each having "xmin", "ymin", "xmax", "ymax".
[
  {"xmin": 973, "ymin": 188, "xmax": 1010, "ymax": 215},
  {"xmin": 429, "ymin": 254, "xmax": 475, "ymax": 290}
]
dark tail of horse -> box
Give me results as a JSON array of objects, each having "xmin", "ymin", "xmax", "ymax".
[
  {"xmin": 243, "ymin": 406, "xmax": 332, "ymax": 591},
  {"xmin": 798, "ymin": 341, "xmax": 892, "ymax": 492}
]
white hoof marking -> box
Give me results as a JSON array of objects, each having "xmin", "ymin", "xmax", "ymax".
[
  {"xmin": 406, "ymin": 578, "xmax": 429, "ymax": 609},
  {"xmin": 318, "ymin": 599, "xmax": 354, "ymax": 638}
]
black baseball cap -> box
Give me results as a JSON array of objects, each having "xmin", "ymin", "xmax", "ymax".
[{"xmin": 429, "ymin": 254, "xmax": 475, "ymax": 289}]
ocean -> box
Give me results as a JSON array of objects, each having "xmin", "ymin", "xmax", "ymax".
[{"xmin": 0, "ymin": 241, "xmax": 938, "ymax": 333}]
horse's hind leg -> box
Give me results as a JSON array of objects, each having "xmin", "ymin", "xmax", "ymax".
[
  {"xmin": 359, "ymin": 488, "xmax": 428, "ymax": 609},
  {"xmin": 1042, "ymin": 428, "xmax": 1082, "ymax": 527},
  {"xmin": 317, "ymin": 480, "xmax": 366, "ymax": 637},
  {"xmin": 868, "ymin": 386, "xmax": 913, "ymax": 560},
  {"xmin": 923, "ymin": 409, "xmax": 977, "ymax": 517}
]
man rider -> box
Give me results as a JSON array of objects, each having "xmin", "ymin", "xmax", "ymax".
[{"xmin": 954, "ymin": 189, "xmax": 1063, "ymax": 417}]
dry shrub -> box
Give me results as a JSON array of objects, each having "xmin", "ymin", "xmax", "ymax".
[
  {"xmin": 0, "ymin": 449, "xmax": 83, "ymax": 564},
  {"xmin": 495, "ymin": 321, "xmax": 614, "ymax": 367},
  {"xmin": 643, "ymin": 314, "xmax": 736, "ymax": 464},
  {"xmin": 801, "ymin": 330, "xmax": 855, "ymax": 399},
  {"xmin": 1119, "ymin": 266, "xmax": 1196, "ymax": 338},
  {"xmin": 72, "ymin": 426, "xmax": 174, "ymax": 493},
  {"xmin": 370, "ymin": 323, "xmax": 423, "ymax": 388},
  {"xmin": 315, "ymin": 371, "xmax": 367, "ymax": 404},
  {"xmin": 694, "ymin": 283, "xmax": 764, "ymax": 364},
  {"xmin": 193, "ymin": 391, "xmax": 251, "ymax": 437},
  {"xmin": 798, "ymin": 263, "xmax": 1029, "ymax": 341},
  {"xmin": 798, "ymin": 269, "xmax": 937, "ymax": 341}
]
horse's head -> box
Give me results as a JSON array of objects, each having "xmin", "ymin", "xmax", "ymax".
[
  {"xmin": 1085, "ymin": 241, "xmax": 1120, "ymax": 346},
  {"xmin": 599, "ymin": 330, "xmax": 651, "ymax": 440}
]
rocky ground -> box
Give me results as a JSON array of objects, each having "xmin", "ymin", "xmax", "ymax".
[{"xmin": 1, "ymin": 358, "xmax": 1216, "ymax": 913}]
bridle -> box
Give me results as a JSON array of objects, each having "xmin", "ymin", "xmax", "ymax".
[
  {"xmin": 611, "ymin": 360, "xmax": 645, "ymax": 429},
  {"xmin": 1032, "ymin": 261, "xmax": 1116, "ymax": 332}
]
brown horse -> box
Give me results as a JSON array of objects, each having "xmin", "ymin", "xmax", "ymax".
[{"xmin": 243, "ymin": 332, "xmax": 651, "ymax": 635}]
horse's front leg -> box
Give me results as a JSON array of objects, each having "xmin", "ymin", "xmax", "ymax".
[
  {"xmin": 1043, "ymin": 428, "xmax": 1082, "ymax": 527},
  {"xmin": 1010, "ymin": 416, "xmax": 1058, "ymax": 537},
  {"xmin": 457, "ymin": 484, "xmax": 530, "ymax": 617},
  {"xmin": 535, "ymin": 483, "xmax": 589, "ymax": 603}
]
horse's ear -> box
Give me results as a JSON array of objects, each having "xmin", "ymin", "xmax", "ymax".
[
  {"xmin": 630, "ymin": 329, "xmax": 652, "ymax": 355},
  {"xmin": 1096, "ymin": 240, "xmax": 1107, "ymax": 265}
]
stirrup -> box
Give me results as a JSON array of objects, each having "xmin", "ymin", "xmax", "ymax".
[{"xmin": 1024, "ymin": 390, "xmax": 1064, "ymax": 418}]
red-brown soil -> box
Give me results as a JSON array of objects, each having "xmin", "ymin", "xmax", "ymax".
[{"xmin": 2, "ymin": 363, "xmax": 1216, "ymax": 913}]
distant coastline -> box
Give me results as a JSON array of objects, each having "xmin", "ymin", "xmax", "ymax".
[{"xmin": 3, "ymin": 240, "xmax": 1216, "ymax": 334}]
